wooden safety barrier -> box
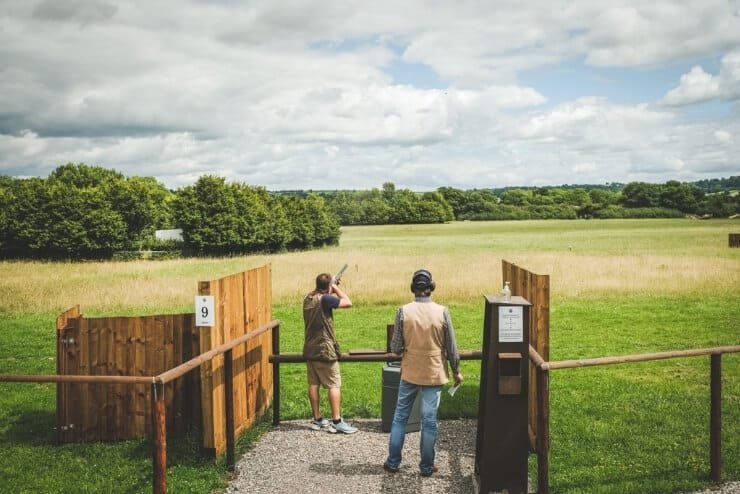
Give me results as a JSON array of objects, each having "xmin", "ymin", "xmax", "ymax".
[
  {"xmin": 502, "ymin": 260, "xmax": 550, "ymax": 450},
  {"xmin": 1, "ymin": 318, "xmax": 281, "ymax": 494},
  {"xmin": 529, "ymin": 345, "xmax": 740, "ymax": 494}
]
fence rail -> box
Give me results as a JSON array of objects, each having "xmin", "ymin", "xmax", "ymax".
[
  {"xmin": 528, "ymin": 344, "xmax": 740, "ymax": 494},
  {"xmin": 0, "ymin": 319, "xmax": 281, "ymax": 494}
]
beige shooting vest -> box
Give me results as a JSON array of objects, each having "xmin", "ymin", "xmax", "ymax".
[{"xmin": 399, "ymin": 301, "xmax": 449, "ymax": 385}]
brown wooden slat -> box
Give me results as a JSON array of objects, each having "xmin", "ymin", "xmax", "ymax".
[
  {"xmin": 133, "ymin": 316, "xmax": 147, "ymax": 437},
  {"xmin": 198, "ymin": 280, "xmax": 215, "ymax": 452},
  {"xmin": 50, "ymin": 265, "xmax": 274, "ymax": 456}
]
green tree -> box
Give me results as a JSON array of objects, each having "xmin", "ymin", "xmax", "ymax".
[
  {"xmin": 110, "ymin": 176, "xmax": 174, "ymax": 244},
  {"xmin": 50, "ymin": 162, "xmax": 124, "ymax": 188},
  {"xmin": 3, "ymin": 175, "xmax": 127, "ymax": 259},
  {"xmin": 500, "ymin": 188, "xmax": 532, "ymax": 206},
  {"xmin": 173, "ymin": 175, "xmax": 242, "ymax": 254},
  {"xmin": 659, "ymin": 180, "xmax": 703, "ymax": 213},
  {"xmin": 621, "ymin": 182, "xmax": 660, "ymax": 208}
]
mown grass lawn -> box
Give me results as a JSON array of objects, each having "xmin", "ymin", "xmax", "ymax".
[{"xmin": 1, "ymin": 218, "xmax": 738, "ymax": 493}]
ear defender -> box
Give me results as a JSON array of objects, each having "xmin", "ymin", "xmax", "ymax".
[{"xmin": 411, "ymin": 269, "xmax": 435, "ymax": 292}]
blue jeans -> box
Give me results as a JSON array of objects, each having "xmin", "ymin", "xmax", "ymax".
[{"xmin": 386, "ymin": 379, "xmax": 442, "ymax": 474}]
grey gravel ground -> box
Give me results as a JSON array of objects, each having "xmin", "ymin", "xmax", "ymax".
[
  {"xmin": 226, "ymin": 419, "xmax": 739, "ymax": 494},
  {"xmin": 227, "ymin": 419, "xmax": 477, "ymax": 494}
]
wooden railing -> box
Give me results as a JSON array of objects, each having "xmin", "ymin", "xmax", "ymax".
[
  {"xmin": 0, "ymin": 319, "xmax": 281, "ymax": 494},
  {"xmin": 528, "ymin": 344, "xmax": 740, "ymax": 494},
  {"xmin": 268, "ymin": 349, "xmax": 483, "ymax": 425}
]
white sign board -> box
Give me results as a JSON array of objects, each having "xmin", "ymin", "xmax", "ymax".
[
  {"xmin": 195, "ymin": 296, "xmax": 215, "ymax": 327},
  {"xmin": 499, "ymin": 305, "xmax": 524, "ymax": 342}
]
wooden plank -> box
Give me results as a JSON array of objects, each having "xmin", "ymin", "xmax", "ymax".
[
  {"xmin": 544, "ymin": 346, "xmax": 740, "ymax": 370},
  {"xmin": 172, "ymin": 315, "xmax": 184, "ymax": 432},
  {"xmin": 133, "ymin": 316, "xmax": 147, "ymax": 437},
  {"xmin": 144, "ymin": 316, "xmax": 156, "ymax": 435},
  {"xmin": 152, "ymin": 382, "xmax": 167, "ymax": 494},
  {"xmin": 163, "ymin": 315, "xmax": 175, "ymax": 430},
  {"xmin": 186, "ymin": 313, "xmax": 201, "ymax": 430},
  {"xmin": 244, "ymin": 269, "xmax": 258, "ymax": 429},
  {"xmin": 262, "ymin": 264, "xmax": 274, "ymax": 416},
  {"xmin": 90, "ymin": 319, "xmax": 104, "ymax": 442},
  {"xmin": 114, "ymin": 317, "xmax": 126, "ymax": 440},
  {"xmin": 123, "ymin": 318, "xmax": 136, "ymax": 439},
  {"xmin": 537, "ymin": 367, "xmax": 550, "ymax": 494},
  {"xmin": 212, "ymin": 278, "xmax": 226, "ymax": 455},
  {"xmin": 233, "ymin": 273, "xmax": 247, "ymax": 432},
  {"xmin": 68, "ymin": 316, "xmax": 84, "ymax": 443},
  {"xmin": 56, "ymin": 306, "xmax": 80, "ymax": 443},
  {"xmin": 104, "ymin": 318, "xmax": 116, "ymax": 442},
  {"xmin": 198, "ymin": 281, "xmax": 216, "ymax": 452}
]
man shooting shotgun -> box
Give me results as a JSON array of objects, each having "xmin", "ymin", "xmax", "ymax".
[{"xmin": 302, "ymin": 265, "xmax": 357, "ymax": 434}]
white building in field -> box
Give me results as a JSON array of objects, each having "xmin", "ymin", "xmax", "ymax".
[{"xmin": 155, "ymin": 229, "xmax": 183, "ymax": 241}]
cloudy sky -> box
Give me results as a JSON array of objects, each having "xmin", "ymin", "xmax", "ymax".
[{"xmin": 1, "ymin": 0, "xmax": 739, "ymax": 191}]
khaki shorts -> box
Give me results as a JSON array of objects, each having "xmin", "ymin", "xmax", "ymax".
[{"xmin": 306, "ymin": 360, "xmax": 341, "ymax": 389}]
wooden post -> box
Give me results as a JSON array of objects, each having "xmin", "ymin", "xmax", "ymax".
[
  {"xmin": 225, "ymin": 349, "xmax": 235, "ymax": 470},
  {"xmin": 272, "ymin": 324, "xmax": 281, "ymax": 426},
  {"xmin": 152, "ymin": 381, "xmax": 167, "ymax": 494},
  {"xmin": 386, "ymin": 324, "xmax": 394, "ymax": 353},
  {"xmin": 710, "ymin": 353, "xmax": 722, "ymax": 482},
  {"xmin": 537, "ymin": 366, "xmax": 550, "ymax": 494}
]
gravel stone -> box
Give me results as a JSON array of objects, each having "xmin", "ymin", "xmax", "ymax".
[
  {"xmin": 227, "ymin": 418, "xmax": 739, "ymax": 494},
  {"xmin": 227, "ymin": 419, "xmax": 477, "ymax": 493}
]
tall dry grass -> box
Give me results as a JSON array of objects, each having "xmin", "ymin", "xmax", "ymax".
[
  {"xmin": 1, "ymin": 219, "xmax": 738, "ymax": 315},
  {"xmin": 1, "ymin": 247, "xmax": 737, "ymax": 318}
]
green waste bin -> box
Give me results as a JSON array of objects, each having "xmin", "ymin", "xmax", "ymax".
[{"xmin": 381, "ymin": 362, "xmax": 421, "ymax": 433}]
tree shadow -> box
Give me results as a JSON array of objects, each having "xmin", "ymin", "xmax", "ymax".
[{"xmin": 0, "ymin": 408, "xmax": 57, "ymax": 444}]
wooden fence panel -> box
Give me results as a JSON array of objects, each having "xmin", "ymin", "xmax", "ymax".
[
  {"xmin": 502, "ymin": 260, "xmax": 550, "ymax": 450},
  {"xmin": 241, "ymin": 264, "xmax": 273, "ymax": 430},
  {"xmin": 56, "ymin": 265, "xmax": 272, "ymax": 454},
  {"xmin": 57, "ymin": 312, "xmax": 198, "ymax": 443},
  {"xmin": 56, "ymin": 306, "xmax": 80, "ymax": 443},
  {"xmin": 199, "ymin": 264, "xmax": 273, "ymax": 456}
]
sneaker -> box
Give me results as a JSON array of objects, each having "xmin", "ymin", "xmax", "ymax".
[
  {"xmin": 383, "ymin": 462, "xmax": 399, "ymax": 474},
  {"xmin": 327, "ymin": 419, "xmax": 358, "ymax": 434},
  {"xmin": 310, "ymin": 418, "xmax": 330, "ymax": 430},
  {"xmin": 420, "ymin": 466, "xmax": 438, "ymax": 477}
]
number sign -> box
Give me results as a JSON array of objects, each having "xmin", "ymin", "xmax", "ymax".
[{"xmin": 195, "ymin": 296, "xmax": 215, "ymax": 327}]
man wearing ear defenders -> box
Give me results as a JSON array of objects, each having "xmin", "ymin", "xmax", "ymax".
[{"xmin": 384, "ymin": 269, "xmax": 463, "ymax": 477}]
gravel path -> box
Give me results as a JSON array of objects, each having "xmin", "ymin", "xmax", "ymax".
[
  {"xmin": 226, "ymin": 419, "xmax": 739, "ymax": 494},
  {"xmin": 227, "ymin": 419, "xmax": 477, "ymax": 494}
]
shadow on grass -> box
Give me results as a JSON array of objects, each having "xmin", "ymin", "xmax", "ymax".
[
  {"xmin": 0, "ymin": 408, "xmax": 57, "ymax": 444},
  {"xmin": 1, "ymin": 405, "xmax": 218, "ymax": 470},
  {"xmin": 553, "ymin": 465, "xmax": 711, "ymax": 493}
]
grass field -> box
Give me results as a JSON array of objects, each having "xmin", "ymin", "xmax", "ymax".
[{"xmin": 1, "ymin": 218, "xmax": 738, "ymax": 493}]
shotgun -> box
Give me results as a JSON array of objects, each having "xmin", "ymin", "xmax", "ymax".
[{"xmin": 332, "ymin": 263, "xmax": 349, "ymax": 285}]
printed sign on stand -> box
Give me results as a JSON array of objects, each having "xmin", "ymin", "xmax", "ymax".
[
  {"xmin": 498, "ymin": 305, "xmax": 523, "ymax": 342},
  {"xmin": 195, "ymin": 295, "xmax": 215, "ymax": 327}
]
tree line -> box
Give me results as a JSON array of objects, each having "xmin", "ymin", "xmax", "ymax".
[
  {"xmin": 0, "ymin": 164, "xmax": 339, "ymax": 260},
  {"xmin": 317, "ymin": 179, "xmax": 738, "ymax": 224},
  {"xmin": 1, "ymin": 163, "xmax": 737, "ymax": 260}
]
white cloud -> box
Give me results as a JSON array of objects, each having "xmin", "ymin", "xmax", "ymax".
[
  {"xmin": 714, "ymin": 130, "xmax": 732, "ymax": 143},
  {"xmin": 0, "ymin": 0, "xmax": 738, "ymax": 190},
  {"xmin": 663, "ymin": 50, "xmax": 740, "ymax": 106},
  {"xmin": 584, "ymin": 1, "xmax": 740, "ymax": 67}
]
